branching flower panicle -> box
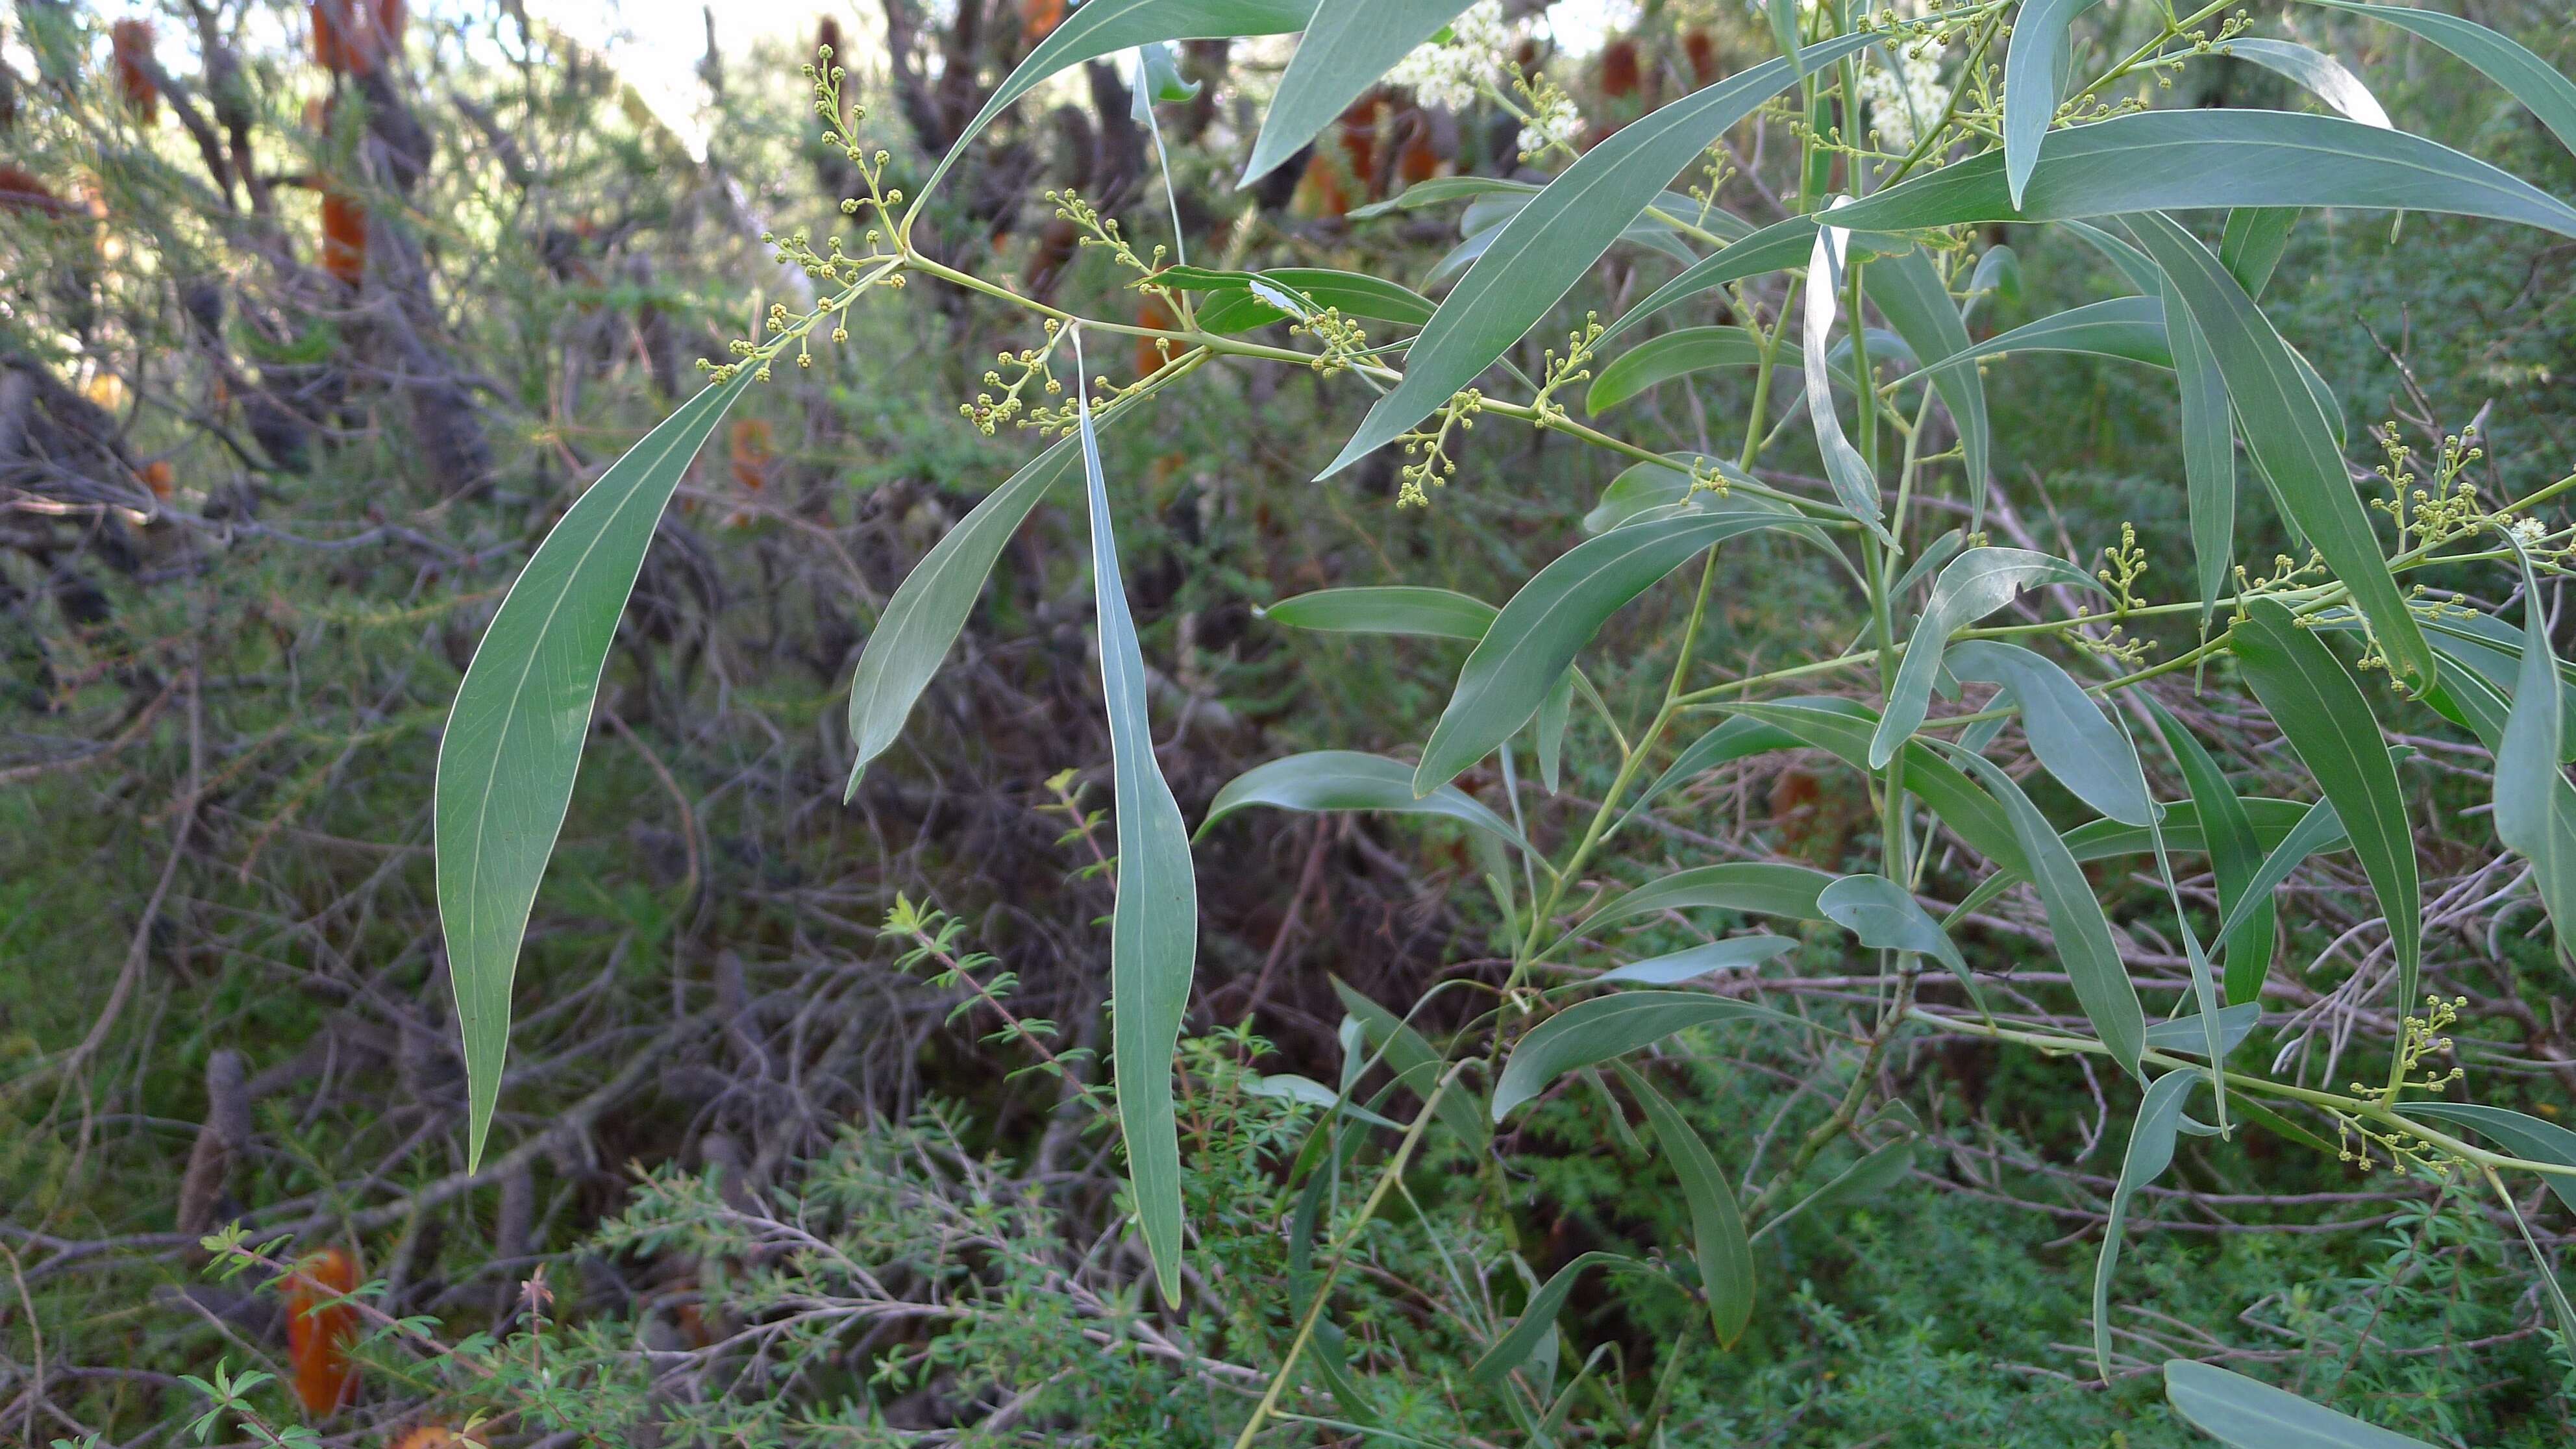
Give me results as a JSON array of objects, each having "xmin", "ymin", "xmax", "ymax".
[{"xmin": 1395, "ymin": 389, "xmax": 1483, "ymax": 508}]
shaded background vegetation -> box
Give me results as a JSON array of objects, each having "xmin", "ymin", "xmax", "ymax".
[{"xmin": 6, "ymin": 0, "xmax": 2576, "ymax": 1444}]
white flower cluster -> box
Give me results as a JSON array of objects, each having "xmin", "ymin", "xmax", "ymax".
[
  {"xmin": 2512, "ymin": 517, "xmax": 2549, "ymax": 546},
  {"xmin": 1857, "ymin": 46, "xmax": 1950, "ymax": 150},
  {"xmin": 1517, "ymin": 88, "xmax": 1584, "ymax": 155},
  {"xmin": 1387, "ymin": 0, "xmax": 1533, "ymax": 112}
]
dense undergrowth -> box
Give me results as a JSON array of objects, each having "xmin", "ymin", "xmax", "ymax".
[{"xmin": 8, "ymin": 1, "xmax": 2576, "ymax": 1444}]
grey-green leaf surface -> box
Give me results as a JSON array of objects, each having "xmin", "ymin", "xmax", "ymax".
[
  {"xmin": 1947, "ymin": 640, "xmax": 2155, "ymax": 826},
  {"xmin": 1765, "ymin": 0, "xmax": 1802, "ymax": 76},
  {"xmin": 1469, "ymin": 1251, "xmax": 1633, "ymax": 1388},
  {"xmin": 1318, "ymin": 34, "xmax": 1879, "ymax": 478},
  {"xmin": 2151, "ymin": 702, "xmax": 2274, "ymax": 1005},
  {"xmin": 1759, "ymin": 1141, "xmax": 1916, "ymax": 1244},
  {"xmin": 1818, "ymin": 873, "xmax": 1965, "ymax": 976},
  {"xmin": 1333, "ymin": 978, "xmax": 1487, "ymax": 1146},
  {"xmin": 2299, "ymin": 0, "xmax": 2576, "ymax": 156},
  {"xmin": 1956, "ymin": 796, "xmax": 2340, "ymax": 923},
  {"xmin": 2143, "ymin": 1002, "xmax": 2262, "ymax": 1057},
  {"xmin": 1916, "ymin": 295, "xmax": 2174, "ymax": 373},
  {"xmin": 2096, "ymin": 1071, "xmax": 2199, "ymax": 1378},
  {"xmin": 2494, "ymin": 549, "xmax": 2573, "ymax": 949},
  {"xmin": 2396, "ymin": 1101, "xmax": 2576, "ymax": 1215},
  {"xmin": 2219, "ymin": 38, "xmax": 2390, "ymax": 127},
  {"xmin": 1075, "ymin": 364, "xmax": 1198, "ymax": 1309},
  {"xmin": 1415, "ymin": 506, "xmax": 1818, "ymax": 793},
  {"xmin": 846, "ymin": 428, "xmax": 1098, "ymax": 797},
  {"xmin": 1241, "ymin": 0, "xmax": 1468, "ymax": 183},
  {"xmin": 1863, "ymin": 244, "xmax": 1990, "ymax": 520},
  {"xmin": 2210, "ymin": 798, "xmax": 2349, "ymax": 947},
  {"xmin": 1826, "ymin": 109, "xmax": 2576, "ymax": 242},
  {"xmin": 2129, "ymin": 213, "xmax": 2435, "ymax": 686},
  {"xmin": 1945, "ymin": 745, "xmax": 2146, "ymax": 1079},
  {"xmin": 1618, "ymin": 1063, "xmax": 1754, "ymax": 1346},
  {"xmin": 1581, "ymin": 452, "xmax": 1770, "ymax": 534},
  {"xmin": 1871, "ymin": 548, "xmax": 2099, "ymax": 769},
  {"xmin": 1190, "ymin": 267, "xmax": 1439, "ymax": 332},
  {"xmin": 911, "ymin": 0, "xmax": 1317, "ymax": 214},
  {"xmin": 2414, "ymin": 606, "xmax": 2576, "ymax": 760},
  {"xmin": 1493, "ymin": 991, "xmax": 1799, "ymax": 1121},
  {"xmin": 1587, "ymin": 327, "xmax": 1802, "ymax": 414},
  {"xmin": 2220, "ymin": 208, "xmax": 2298, "ymax": 298},
  {"xmin": 1729, "ymin": 697, "xmax": 2029, "ymax": 873},
  {"xmin": 2230, "ymin": 599, "xmax": 2420, "ymax": 1006},
  {"xmin": 2002, "ymin": 0, "xmax": 2108, "ymax": 208},
  {"xmin": 1597, "ymin": 934, "xmax": 1798, "ymax": 985},
  {"xmin": 1802, "ymin": 201, "xmax": 1891, "ymax": 542},
  {"xmin": 2164, "ymin": 1359, "xmax": 2436, "ymax": 1448},
  {"xmin": 1621, "ymin": 715, "xmax": 1803, "ymax": 824},
  {"xmin": 437, "ymin": 365, "xmax": 755, "ymax": 1169},
  {"xmin": 1196, "ymin": 750, "xmax": 1527, "ymax": 848},
  {"xmin": 1580, "ymin": 862, "xmax": 1837, "ymax": 938},
  {"xmin": 1536, "ymin": 666, "xmax": 1573, "ymax": 793},
  {"xmin": 2161, "ymin": 270, "xmax": 2237, "ymax": 623},
  {"xmin": 1262, "ymin": 585, "xmax": 1496, "ymax": 640}
]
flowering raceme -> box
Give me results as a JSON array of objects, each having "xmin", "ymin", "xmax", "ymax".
[
  {"xmin": 1385, "ymin": 0, "xmax": 1533, "ymax": 113},
  {"xmin": 1857, "ymin": 45, "xmax": 1950, "ymax": 149}
]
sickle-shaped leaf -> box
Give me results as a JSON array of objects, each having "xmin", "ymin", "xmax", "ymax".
[
  {"xmin": 1261, "ymin": 584, "xmax": 1495, "ymax": 640},
  {"xmin": 1468, "ymin": 1251, "xmax": 1635, "ymax": 1387},
  {"xmin": 2210, "ymin": 797, "xmax": 2349, "ymax": 947},
  {"xmin": 1953, "ymin": 795, "xmax": 2342, "ymax": 923},
  {"xmin": 2494, "ymin": 549, "xmax": 2576, "ymax": 950},
  {"xmin": 2414, "ymin": 606, "xmax": 2576, "ymax": 761},
  {"xmin": 2143, "ymin": 1002, "xmax": 2263, "ymax": 1057},
  {"xmin": 2149, "ymin": 702, "xmax": 2273, "ymax": 1005},
  {"xmin": 2298, "ymin": 0, "xmax": 2576, "ymax": 157},
  {"xmin": 2129, "ymin": 214, "xmax": 2434, "ymax": 686},
  {"xmin": 1819, "ymin": 873, "xmax": 1966, "ymax": 978},
  {"xmin": 2096, "ymin": 1071, "xmax": 2201, "ymax": 1378},
  {"xmin": 2397, "ymin": 1101, "xmax": 2576, "ymax": 1216},
  {"xmin": 1608, "ymin": 216, "xmax": 1906, "ymax": 342},
  {"xmin": 911, "ymin": 0, "xmax": 1317, "ymax": 215},
  {"xmin": 436, "ymin": 366, "xmax": 755, "ymax": 1169},
  {"xmin": 1620, "ymin": 715, "xmax": 1803, "ymax": 825},
  {"xmin": 2159, "ymin": 269, "xmax": 2238, "ymax": 626},
  {"xmin": 1802, "ymin": 199, "xmax": 1893, "ymax": 543},
  {"xmin": 2219, "ymin": 38, "xmax": 2391, "ymax": 127},
  {"xmin": 1616, "ymin": 1064, "xmax": 1754, "ymax": 1347},
  {"xmin": 1319, "ymin": 34, "xmax": 1880, "ymax": 478},
  {"xmin": 845, "ymin": 428, "xmax": 1102, "ymax": 797},
  {"xmin": 1586, "ymin": 327, "xmax": 1805, "ymax": 414},
  {"xmin": 2164, "ymin": 1359, "xmax": 2436, "ymax": 1448},
  {"xmin": 1916, "ymin": 295, "xmax": 2175, "ymax": 373},
  {"xmin": 1332, "ymin": 978, "xmax": 1488, "ymax": 1146},
  {"xmin": 1870, "ymin": 548, "xmax": 2099, "ymax": 769},
  {"xmin": 1943, "ymin": 744, "xmax": 2146, "ymax": 1080},
  {"xmin": 2230, "ymin": 599, "xmax": 2420, "ymax": 1007},
  {"xmin": 2001, "ymin": 0, "xmax": 2108, "ymax": 208},
  {"xmin": 1580, "ymin": 862, "xmax": 1837, "ymax": 938},
  {"xmin": 1414, "ymin": 505, "xmax": 1820, "ymax": 793},
  {"xmin": 1757, "ymin": 1139, "xmax": 1916, "ymax": 1239},
  {"xmin": 1728, "ymin": 697, "xmax": 2029, "ymax": 873},
  {"xmin": 1866, "ymin": 243, "xmax": 1992, "ymax": 515},
  {"xmin": 1241, "ymin": 0, "xmax": 1468, "ymax": 183},
  {"xmin": 1947, "ymin": 641, "xmax": 2155, "ymax": 826},
  {"xmin": 1582, "ymin": 452, "xmax": 1767, "ymax": 534},
  {"xmin": 1072, "ymin": 349, "xmax": 1198, "ymax": 1309},
  {"xmin": 1492, "ymin": 992, "xmax": 1800, "ymax": 1121},
  {"xmin": 1598, "ymin": 934, "xmax": 1798, "ymax": 985},
  {"xmin": 1196, "ymin": 750, "xmax": 1528, "ymax": 849},
  {"xmin": 1764, "ymin": 0, "xmax": 1803, "ymax": 76}
]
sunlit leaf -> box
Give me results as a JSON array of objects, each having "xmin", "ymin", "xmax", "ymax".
[
  {"xmin": 2299, "ymin": 0, "xmax": 2576, "ymax": 156},
  {"xmin": 2219, "ymin": 38, "xmax": 2391, "ymax": 127}
]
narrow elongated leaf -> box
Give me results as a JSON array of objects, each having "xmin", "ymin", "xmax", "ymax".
[
  {"xmin": 1871, "ymin": 548, "xmax": 2099, "ymax": 769},
  {"xmin": 2002, "ymin": 0, "xmax": 2108, "ymax": 208},
  {"xmin": 1072, "ymin": 350, "xmax": 1198, "ymax": 1309},
  {"xmin": 2220, "ymin": 38, "xmax": 2390, "ymax": 127},
  {"xmin": 2414, "ymin": 606, "xmax": 2576, "ymax": 760},
  {"xmin": 1820, "ymin": 873, "xmax": 1967, "ymax": 978},
  {"xmin": 1262, "ymin": 584, "xmax": 1495, "ymax": 640},
  {"xmin": 1587, "ymin": 327, "xmax": 1802, "ymax": 414},
  {"xmin": 1948, "ymin": 640, "xmax": 2155, "ymax": 826},
  {"xmin": 1197, "ymin": 750, "xmax": 1528, "ymax": 848},
  {"xmin": 2149, "ymin": 703, "xmax": 2273, "ymax": 1004},
  {"xmin": 1536, "ymin": 666, "xmax": 1574, "ymax": 793},
  {"xmin": 1917, "ymin": 295, "xmax": 2174, "ymax": 373},
  {"xmin": 438, "ymin": 367, "xmax": 756, "ymax": 1168},
  {"xmin": 2219, "ymin": 208, "xmax": 2298, "ymax": 298},
  {"xmin": 1765, "ymin": 0, "xmax": 1802, "ymax": 76},
  {"xmin": 1598, "ymin": 934, "xmax": 1798, "ymax": 985},
  {"xmin": 2299, "ymin": 0, "xmax": 2576, "ymax": 156},
  {"xmin": 2494, "ymin": 550, "xmax": 2574, "ymax": 948},
  {"xmin": 1581, "ymin": 862, "xmax": 1837, "ymax": 937},
  {"xmin": 2160, "ymin": 270, "xmax": 2237, "ymax": 624},
  {"xmin": 1827, "ymin": 109, "xmax": 2576, "ymax": 242},
  {"xmin": 1617, "ymin": 1064, "xmax": 1754, "ymax": 1346},
  {"xmin": 2096, "ymin": 1071, "xmax": 2199, "ymax": 1378},
  {"xmin": 2420, "ymin": 658, "xmax": 2576, "ymax": 946},
  {"xmin": 1729, "ymin": 697, "xmax": 2029, "ymax": 872},
  {"xmin": 1319, "ymin": 34, "xmax": 1879, "ymax": 477},
  {"xmin": 1581, "ymin": 454, "xmax": 1768, "ymax": 535},
  {"xmin": 1622, "ymin": 715, "xmax": 1802, "ymax": 823},
  {"xmin": 1242, "ymin": 0, "xmax": 1469, "ymax": 183},
  {"xmin": 1802, "ymin": 199, "xmax": 1891, "ymax": 541},
  {"xmin": 1955, "ymin": 795, "xmax": 2341, "ymax": 923},
  {"xmin": 2142, "ymin": 1002, "xmax": 2262, "ymax": 1057},
  {"xmin": 1493, "ymin": 991, "xmax": 1798, "ymax": 1121},
  {"xmin": 1189, "ymin": 267, "xmax": 1439, "ymax": 332},
  {"xmin": 1415, "ymin": 506, "xmax": 1817, "ymax": 793},
  {"xmin": 1862, "ymin": 244, "xmax": 1990, "ymax": 520},
  {"xmin": 1333, "ymin": 978, "xmax": 1488, "ymax": 1146},
  {"xmin": 911, "ymin": 0, "xmax": 1317, "ymax": 212},
  {"xmin": 1944, "ymin": 745, "xmax": 2146, "ymax": 1078},
  {"xmin": 1246, "ymin": 1072, "xmax": 1402, "ymax": 1130},
  {"xmin": 2211, "ymin": 798, "xmax": 2349, "ymax": 945},
  {"xmin": 2165, "ymin": 1359, "xmax": 2436, "ymax": 1448},
  {"xmin": 2062, "ymin": 217, "xmax": 2168, "ymax": 295},
  {"xmin": 2129, "ymin": 214, "xmax": 2434, "ymax": 686},
  {"xmin": 2397, "ymin": 1102, "xmax": 2576, "ymax": 1215},
  {"xmin": 1470, "ymin": 1251, "xmax": 1633, "ymax": 1387},
  {"xmin": 2230, "ymin": 599, "xmax": 2420, "ymax": 1005},
  {"xmin": 1757, "ymin": 1140, "xmax": 1916, "ymax": 1239},
  {"xmin": 846, "ymin": 429, "xmax": 1098, "ymax": 795}
]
